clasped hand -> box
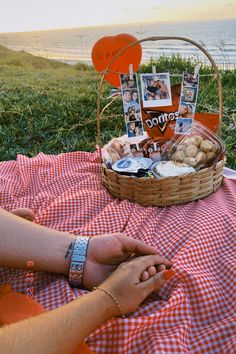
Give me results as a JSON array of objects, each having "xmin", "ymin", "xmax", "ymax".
[{"xmin": 83, "ymin": 233, "xmax": 172, "ymax": 290}]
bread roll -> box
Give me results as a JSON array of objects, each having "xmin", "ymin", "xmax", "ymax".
[
  {"xmin": 175, "ymin": 151, "xmax": 186, "ymax": 162},
  {"xmin": 184, "ymin": 157, "xmax": 197, "ymax": 167},
  {"xmin": 189, "ymin": 135, "xmax": 203, "ymax": 147},
  {"xmin": 177, "ymin": 144, "xmax": 187, "ymax": 152},
  {"xmin": 182, "ymin": 138, "xmax": 192, "ymax": 145},
  {"xmin": 200, "ymin": 140, "xmax": 214, "ymax": 152},
  {"xmin": 186, "ymin": 144, "xmax": 198, "ymax": 157},
  {"xmin": 195, "ymin": 151, "xmax": 206, "ymax": 164}
]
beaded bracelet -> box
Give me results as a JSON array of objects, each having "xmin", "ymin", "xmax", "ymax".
[{"xmin": 93, "ymin": 286, "xmax": 125, "ymax": 318}]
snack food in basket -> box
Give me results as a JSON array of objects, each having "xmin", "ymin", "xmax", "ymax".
[
  {"xmin": 164, "ymin": 121, "xmax": 225, "ymax": 170},
  {"xmin": 152, "ymin": 161, "xmax": 195, "ymax": 178}
]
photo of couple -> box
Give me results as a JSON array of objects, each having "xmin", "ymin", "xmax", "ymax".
[
  {"xmin": 120, "ymin": 73, "xmax": 144, "ymax": 138},
  {"xmin": 122, "ymin": 89, "xmax": 141, "ymax": 121},
  {"xmin": 183, "ymin": 72, "xmax": 199, "ymax": 87},
  {"xmin": 175, "ymin": 70, "xmax": 200, "ymax": 134},
  {"xmin": 140, "ymin": 73, "xmax": 172, "ymax": 108},
  {"xmin": 178, "ymin": 102, "xmax": 196, "ymax": 119},
  {"xmin": 127, "ymin": 121, "xmax": 143, "ymax": 138}
]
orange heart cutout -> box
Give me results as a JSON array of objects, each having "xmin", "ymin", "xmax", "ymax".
[{"xmin": 91, "ymin": 33, "xmax": 142, "ymax": 87}]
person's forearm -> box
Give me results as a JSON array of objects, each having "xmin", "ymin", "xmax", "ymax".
[
  {"xmin": 0, "ymin": 208, "xmax": 76, "ymax": 275},
  {"xmin": 0, "ymin": 289, "xmax": 116, "ymax": 354}
]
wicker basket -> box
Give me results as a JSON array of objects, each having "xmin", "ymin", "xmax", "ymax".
[{"xmin": 97, "ymin": 36, "xmax": 225, "ymax": 207}]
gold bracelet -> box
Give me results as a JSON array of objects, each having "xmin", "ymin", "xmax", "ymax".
[{"xmin": 93, "ymin": 286, "xmax": 125, "ymax": 318}]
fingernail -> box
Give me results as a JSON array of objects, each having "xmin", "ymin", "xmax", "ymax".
[{"xmin": 162, "ymin": 269, "xmax": 175, "ymax": 280}]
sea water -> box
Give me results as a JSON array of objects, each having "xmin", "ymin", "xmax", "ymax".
[{"xmin": 0, "ymin": 19, "xmax": 235, "ymax": 69}]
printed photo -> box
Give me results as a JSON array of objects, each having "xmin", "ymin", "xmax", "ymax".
[
  {"xmin": 120, "ymin": 73, "xmax": 142, "ymax": 124},
  {"xmin": 122, "ymin": 89, "xmax": 139, "ymax": 112},
  {"xmin": 126, "ymin": 120, "xmax": 144, "ymax": 138},
  {"xmin": 140, "ymin": 73, "xmax": 172, "ymax": 108},
  {"xmin": 120, "ymin": 73, "xmax": 138, "ymax": 90},
  {"xmin": 179, "ymin": 102, "xmax": 196, "ymax": 119},
  {"xmin": 125, "ymin": 103, "xmax": 141, "ymax": 122},
  {"xmin": 181, "ymin": 86, "xmax": 198, "ymax": 103},
  {"xmin": 175, "ymin": 118, "xmax": 193, "ymax": 134},
  {"xmin": 183, "ymin": 72, "xmax": 199, "ymax": 87}
]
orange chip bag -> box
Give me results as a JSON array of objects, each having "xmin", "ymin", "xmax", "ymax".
[
  {"xmin": 195, "ymin": 113, "xmax": 220, "ymax": 134},
  {"xmin": 141, "ymin": 84, "xmax": 220, "ymax": 139}
]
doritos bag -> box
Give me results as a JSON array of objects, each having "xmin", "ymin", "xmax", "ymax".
[{"xmin": 141, "ymin": 84, "xmax": 220, "ymax": 140}]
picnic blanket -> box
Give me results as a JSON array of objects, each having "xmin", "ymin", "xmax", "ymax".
[{"xmin": 0, "ymin": 151, "xmax": 235, "ymax": 354}]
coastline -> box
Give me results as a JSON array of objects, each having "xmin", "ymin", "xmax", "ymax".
[{"xmin": 0, "ymin": 19, "xmax": 235, "ymax": 69}]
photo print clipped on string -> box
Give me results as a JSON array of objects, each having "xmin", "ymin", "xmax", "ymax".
[
  {"xmin": 175, "ymin": 68, "xmax": 200, "ymax": 135},
  {"xmin": 120, "ymin": 69, "xmax": 144, "ymax": 138},
  {"xmin": 140, "ymin": 73, "xmax": 172, "ymax": 108}
]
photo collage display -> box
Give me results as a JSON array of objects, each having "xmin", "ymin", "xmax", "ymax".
[
  {"xmin": 175, "ymin": 71, "xmax": 200, "ymax": 134},
  {"xmin": 120, "ymin": 73, "xmax": 144, "ymax": 138},
  {"xmin": 120, "ymin": 72, "xmax": 172, "ymax": 138}
]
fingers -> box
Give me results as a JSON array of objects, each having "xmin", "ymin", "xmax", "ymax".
[
  {"xmin": 141, "ymin": 264, "xmax": 167, "ymax": 281},
  {"xmin": 129, "ymin": 255, "xmax": 171, "ymax": 274},
  {"xmin": 141, "ymin": 271, "xmax": 149, "ymax": 281},
  {"xmin": 140, "ymin": 269, "xmax": 175, "ymax": 293},
  {"xmin": 141, "ymin": 266, "xmax": 157, "ymax": 281},
  {"xmin": 147, "ymin": 266, "xmax": 157, "ymax": 277},
  {"xmin": 130, "ymin": 255, "xmax": 172, "ymax": 275},
  {"xmin": 157, "ymin": 264, "xmax": 166, "ymax": 272},
  {"xmin": 122, "ymin": 236, "xmax": 157, "ymax": 256},
  {"xmin": 121, "ymin": 236, "xmax": 172, "ymax": 268}
]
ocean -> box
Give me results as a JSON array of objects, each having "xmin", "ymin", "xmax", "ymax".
[{"xmin": 0, "ymin": 19, "xmax": 235, "ymax": 69}]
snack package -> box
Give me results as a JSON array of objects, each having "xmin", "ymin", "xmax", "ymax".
[
  {"xmin": 102, "ymin": 133, "xmax": 149, "ymax": 167},
  {"xmin": 141, "ymin": 83, "xmax": 220, "ymax": 139},
  {"xmin": 130, "ymin": 138, "xmax": 149, "ymax": 157},
  {"xmin": 144, "ymin": 138, "xmax": 167, "ymax": 162},
  {"xmin": 163, "ymin": 121, "xmax": 225, "ymax": 170}
]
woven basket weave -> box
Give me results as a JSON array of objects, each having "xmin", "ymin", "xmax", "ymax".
[{"xmin": 97, "ymin": 36, "xmax": 225, "ymax": 207}]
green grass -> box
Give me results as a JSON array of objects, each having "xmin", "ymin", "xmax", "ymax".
[{"xmin": 0, "ymin": 45, "xmax": 235, "ymax": 169}]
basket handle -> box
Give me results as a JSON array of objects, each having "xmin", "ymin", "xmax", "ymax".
[{"xmin": 97, "ymin": 36, "xmax": 223, "ymax": 163}]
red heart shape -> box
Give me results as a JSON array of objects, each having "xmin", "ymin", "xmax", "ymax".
[{"xmin": 92, "ymin": 33, "xmax": 142, "ymax": 87}]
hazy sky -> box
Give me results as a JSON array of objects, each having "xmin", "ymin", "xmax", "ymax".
[{"xmin": 0, "ymin": 0, "xmax": 235, "ymax": 32}]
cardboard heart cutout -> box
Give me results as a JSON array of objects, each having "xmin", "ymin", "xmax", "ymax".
[{"xmin": 92, "ymin": 33, "xmax": 142, "ymax": 87}]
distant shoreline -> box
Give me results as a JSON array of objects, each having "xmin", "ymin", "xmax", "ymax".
[{"xmin": 1, "ymin": 19, "xmax": 235, "ymax": 69}]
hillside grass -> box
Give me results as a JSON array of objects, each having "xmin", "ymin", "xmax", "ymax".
[{"xmin": 0, "ymin": 45, "xmax": 235, "ymax": 168}]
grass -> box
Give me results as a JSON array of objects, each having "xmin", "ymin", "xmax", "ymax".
[{"xmin": 0, "ymin": 45, "xmax": 235, "ymax": 169}]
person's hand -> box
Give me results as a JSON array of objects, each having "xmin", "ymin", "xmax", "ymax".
[
  {"xmin": 95, "ymin": 255, "xmax": 175, "ymax": 317},
  {"xmin": 83, "ymin": 234, "xmax": 172, "ymax": 290}
]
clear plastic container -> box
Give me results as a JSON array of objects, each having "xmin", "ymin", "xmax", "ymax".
[{"xmin": 162, "ymin": 121, "xmax": 225, "ymax": 170}]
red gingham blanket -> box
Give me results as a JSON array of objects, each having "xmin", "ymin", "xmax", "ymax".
[{"xmin": 0, "ymin": 151, "xmax": 235, "ymax": 353}]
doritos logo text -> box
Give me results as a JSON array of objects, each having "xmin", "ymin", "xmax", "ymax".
[{"xmin": 144, "ymin": 111, "xmax": 179, "ymax": 132}]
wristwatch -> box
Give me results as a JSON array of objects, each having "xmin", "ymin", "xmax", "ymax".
[{"xmin": 68, "ymin": 236, "xmax": 90, "ymax": 288}]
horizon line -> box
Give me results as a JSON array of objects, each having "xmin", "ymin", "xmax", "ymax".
[{"xmin": 0, "ymin": 17, "xmax": 235, "ymax": 35}]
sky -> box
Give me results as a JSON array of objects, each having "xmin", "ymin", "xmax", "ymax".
[{"xmin": 0, "ymin": 0, "xmax": 235, "ymax": 33}]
